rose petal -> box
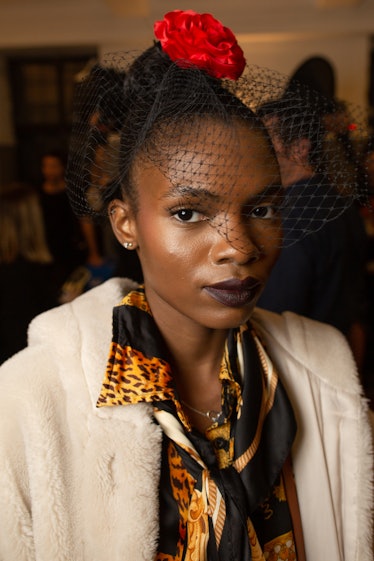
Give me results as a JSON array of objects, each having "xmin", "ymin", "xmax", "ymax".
[{"xmin": 154, "ymin": 10, "xmax": 246, "ymax": 81}]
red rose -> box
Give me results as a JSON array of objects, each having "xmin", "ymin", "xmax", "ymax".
[{"xmin": 154, "ymin": 10, "xmax": 246, "ymax": 81}]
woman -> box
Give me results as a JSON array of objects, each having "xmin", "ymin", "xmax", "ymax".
[{"xmin": 0, "ymin": 10, "xmax": 372, "ymax": 561}]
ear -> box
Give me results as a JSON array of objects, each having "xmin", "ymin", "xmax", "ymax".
[
  {"xmin": 108, "ymin": 199, "xmax": 138, "ymax": 249},
  {"xmin": 291, "ymin": 138, "xmax": 311, "ymax": 165}
]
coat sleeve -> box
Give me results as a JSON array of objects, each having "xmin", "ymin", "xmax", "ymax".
[
  {"xmin": 252, "ymin": 308, "xmax": 373, "ymax": 561},
  {"xmin": 0, "ymin": 339, "xmax": 77, "ymax": 561}
]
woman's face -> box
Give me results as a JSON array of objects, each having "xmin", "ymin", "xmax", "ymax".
[
  {"xmin": 41, "ymin": 156, "xmax": 65, "ymax": 182},
  {"xmin": 113, "ymin": 119, "xmax": 282, "ymax": 332}
]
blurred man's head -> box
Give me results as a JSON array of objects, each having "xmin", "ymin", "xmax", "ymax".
[{"xmin": 258, "ymin": 97, "xmax": 324, "ymax": 187}]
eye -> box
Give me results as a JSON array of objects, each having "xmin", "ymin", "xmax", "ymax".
[
  {"xmin": 173, "ymin": 208, "xmax": 206, "ymax": 223},
  {"xmin": 246, "ymin": 205, "xmax": 279, "ymax": 220}
]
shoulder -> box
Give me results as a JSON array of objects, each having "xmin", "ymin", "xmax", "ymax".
[
  {"xmin": 251, "ymin": 307, "xmax": 360, "ymax": 392},
  {"xmin": 0, "ymin": 277, "xmax": 141, "ymax": 446}
]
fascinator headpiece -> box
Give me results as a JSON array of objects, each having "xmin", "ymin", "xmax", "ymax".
[{"xmin": 66, "ymin": 10, "xmax": 368, "ymax": 248}]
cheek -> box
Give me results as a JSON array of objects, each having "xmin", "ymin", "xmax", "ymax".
[
  {"xmin": 251, "ymin": 217, "xmax": 282, "ymax": 259},
  {"xmin": 256, "ymin": 227, "xmax": 281, "ymax": 277},
  {"xmin": 136, "ymin": 219, "xmax": 200, "ymax": 278}
]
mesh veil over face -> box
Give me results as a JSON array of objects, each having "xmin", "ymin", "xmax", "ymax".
[{"xmin": 66, "ymin": 36, "xmax": 369, "ymax": 249}]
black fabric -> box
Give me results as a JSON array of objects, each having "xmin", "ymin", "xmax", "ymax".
[
  {"xmin": 258, "ymin": 175, "xmax": 368, "ymax": 334},
  {"xmin": 39, "ymin": 189, "xmax": 87, "ymax": 284},
  {"xmin": 0, "ymin": 258, "xmax": 59, "ymax": 363},
  {"xmin": 232, "ymin": 329, "xmax": 296, "ymax": 511},
  {"xmin": 111, "ymin": 303, "xmax": 170, "ymax": 363}
]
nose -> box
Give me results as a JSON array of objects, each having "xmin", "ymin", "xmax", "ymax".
[{"xmin": 209, "ymin": 220, "xmax": 263, "ymax": 265}]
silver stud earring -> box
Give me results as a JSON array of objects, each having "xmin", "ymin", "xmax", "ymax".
[{"xmin": 123, "ymin": 242, "xmax": 133, "ymax": 249}]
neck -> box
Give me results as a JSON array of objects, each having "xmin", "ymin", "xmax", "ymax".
[
  {"xmin": 147, "ymin": 293, "xmax": 228, "ymax": 406},
  {"xmin": 43, "ymin": 179, "xmax": 65, "ymax": 194},
  {"xmin": 145, "ymin": 290, "xmax": 232, "ymax": 433},
  {"xmin": 169, "ymin": 331, "xmax": 226, "ymax": 432},
  {"xmin": 161, "ymin": 316, "xmax": 228, "ymax": 384}
]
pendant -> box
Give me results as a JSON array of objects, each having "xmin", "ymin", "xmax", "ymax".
[
  {"xmin": 206, "ymin": 410, "xmax": 223, "ymax": 423},
  {"xmin": 180, "ymin": 399, "xmax": 223, "ymax": 424}
]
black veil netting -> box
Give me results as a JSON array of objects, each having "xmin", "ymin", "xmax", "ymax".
[{"xmin": 66, "ymin": 46, "xmax": 370, "ymax": 249}]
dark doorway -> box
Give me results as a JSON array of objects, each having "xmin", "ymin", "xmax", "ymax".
[{"xmin": 7, "ymin": 49, "xmax": 97, "ymax": 186}]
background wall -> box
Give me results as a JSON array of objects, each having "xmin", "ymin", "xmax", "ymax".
[{"xmin": 0, "ymin": 0, "xmax": 373, "ymax": 183}]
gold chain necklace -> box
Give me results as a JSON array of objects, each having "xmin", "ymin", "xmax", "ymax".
[{"xmin": 181, "ymin": 400, "xmax": 223, "ymax": 423}]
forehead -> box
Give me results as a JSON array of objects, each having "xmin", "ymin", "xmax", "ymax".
[
  {"xmin": 134, "ymin": 117, "xmax": 279, "ymax": 200},
  {"xmin": 42, "ymin": 155, "xmax": 63, "ymax": 166}
]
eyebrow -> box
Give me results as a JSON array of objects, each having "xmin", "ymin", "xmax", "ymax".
[
  {"xmin": 160, "ymin": 181, "xmax": 283, "ymax": 205},
  {"xmin": 160, "ymin": 184, "xmax": 221, "ymax": 203},
  {"xmin": 246, "ymin": 183, "xmax": 283, "ymax": 205}
]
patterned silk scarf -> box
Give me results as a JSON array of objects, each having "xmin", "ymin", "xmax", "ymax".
[{"xmin": 97, "ymin": 287, "xmax": 299, "ymax": 560}]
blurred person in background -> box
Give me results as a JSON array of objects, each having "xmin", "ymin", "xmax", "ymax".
[
  {"xmin": 40, "ymin": 152, "xmax": 109, "ymax": 294},
  {"xmin": 71, "ymin": 66, "xmax": 144, "ymax": 284},
  {"xmin": 257, "ymin": 97, "xmax": 368, "ymax": 374},
  {"xmin": 0, "ymin": 182, "xmax": 59, "ymax": 363}
]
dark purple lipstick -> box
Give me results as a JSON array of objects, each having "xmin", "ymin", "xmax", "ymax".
[{"xmin": 204, "ymin": 277, "xmax": 262, "ymax": 308}]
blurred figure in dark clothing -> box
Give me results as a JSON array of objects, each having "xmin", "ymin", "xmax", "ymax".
[
  {"xmin": 0, "ymin": 183, "xmax": 59, "ymax": 363},
  {"xmin": 39, "ymin": 152, "xmax": 87, "ymax": 282},
  {"xmin": 257, "ymin": 98, "xmax": 368, "ymax": 372},
  {"xmin": 39, "ymin": 151, "xmax": 110, "ymax": 294}
]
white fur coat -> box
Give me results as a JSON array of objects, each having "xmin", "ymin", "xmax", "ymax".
[{"xmin": 0, "ymin": 278, "xmax": 372, "ymax": 560}]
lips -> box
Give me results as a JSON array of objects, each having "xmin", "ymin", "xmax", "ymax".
[{"xmin": 204, "ymin": 277, "xmax": 262, "ymax": 308}]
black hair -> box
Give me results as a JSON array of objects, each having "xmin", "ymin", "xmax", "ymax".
[
  {"xmin": 114, "ymin": 44, "xmax": 264, "ymax": 209},
  {"xmin": 257, "ymin": 94, "xmax": 326, "ymax": 170},
  {"xmin": 66, "ymin": 40, "xmax": 365, "ymax": 237},
  {"xmin": 67, "ymin": 43, "xmax": 268, "ymax": 218}
]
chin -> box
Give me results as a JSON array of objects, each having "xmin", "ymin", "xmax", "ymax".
[{"xmin": 203, "ymin": 306, "xmax": 255, "ymax": 330}]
